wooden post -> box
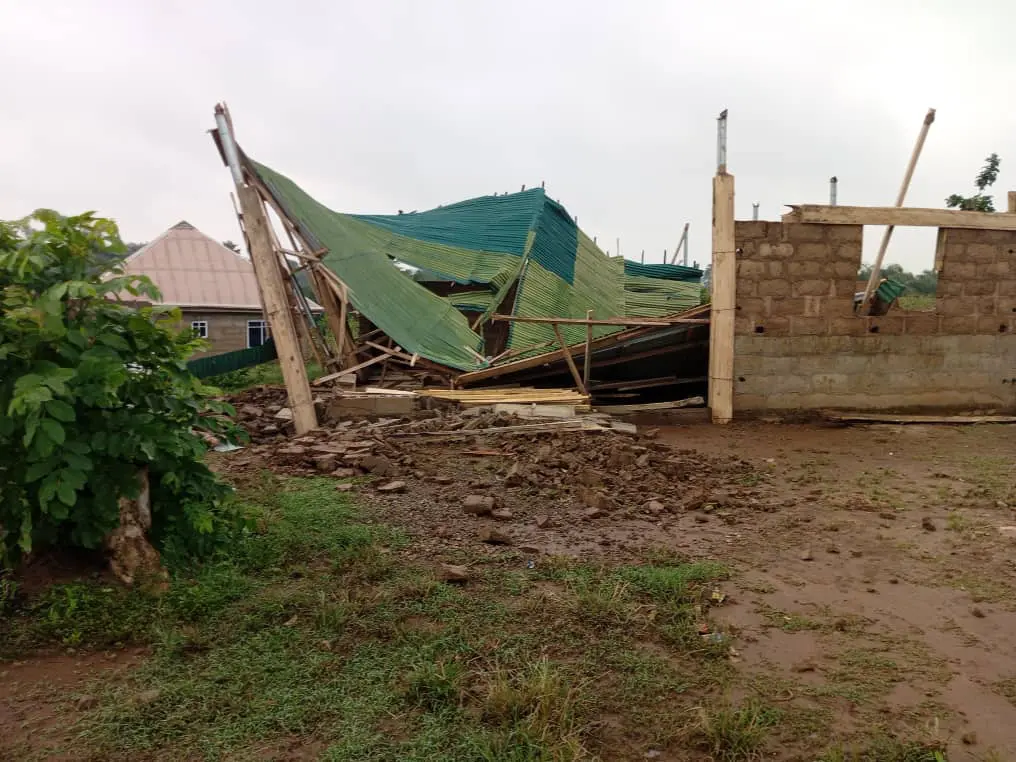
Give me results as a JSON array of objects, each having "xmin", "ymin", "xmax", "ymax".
[
  {"xmin": 1008, "ymin": 191, "xmax": 1016, "ymax": 213},
  {"xmin": 861, "ymin": 108, "xmax": 936, "ymax": 310},
  {"xmin": 582, "ymin": 309, "xmax": 593, "ymax": 388},
  {"xmin": 552, "ymin": 324, "xmax": 588, "ymax": 396},
  {"xmin": 237, "ymin": 184, "xmax": 317, "ymax": 434},
  {"xmin": 709, "ymin": 173, "xmax": 736, "ymax": 424}
]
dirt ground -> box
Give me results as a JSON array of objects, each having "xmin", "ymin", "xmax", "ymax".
[{"xmin": 3, "ymin": 417, "xmax": 1015, "ymax": 760}]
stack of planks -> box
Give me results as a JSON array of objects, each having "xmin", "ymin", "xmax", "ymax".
[{"xmin": 417, "ymin": 386, "xmax": 590, "ymax": 409}]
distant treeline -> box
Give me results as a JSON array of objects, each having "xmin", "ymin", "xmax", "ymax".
[{"xmin": 858, "ymin": 263, "xmax": 937, "ymax": 295}]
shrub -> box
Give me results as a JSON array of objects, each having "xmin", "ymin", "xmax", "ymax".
[{"xmin": 0, "ymin": 210, "xmax": 243, "ymax": 567}]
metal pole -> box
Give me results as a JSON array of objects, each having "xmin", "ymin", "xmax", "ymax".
[
  {"xmin": 752, "ymin": 202, "xmax": 759, "ymax": 221},
  {"xmin": 716, "ymin": 110, "xmax": 728, "ymax": 173},
  {"xmin": 861, "ymin": 108, "xmax": 936, "ymax": 310},
  {"xmin": 214, "ymin": 108, "xmax": 244, "ymax": 187},
  {"xmin": 829, "ymin": 176, "xmax": 838, "ymax": 206}
]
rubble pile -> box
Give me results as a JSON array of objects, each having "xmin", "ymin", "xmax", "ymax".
[{"xmin": 221, "ymin": 387, "xmax": 773, "ymax": 528}]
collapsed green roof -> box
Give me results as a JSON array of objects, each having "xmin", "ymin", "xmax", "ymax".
[{"xmin": 251, "ymin": 159, "xmax": 701, "ymax": 371}]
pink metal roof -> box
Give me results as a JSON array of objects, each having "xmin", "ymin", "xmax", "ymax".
[{"xmin": 122, "ymin": 221, "xmax": 265, "ymax": 310}]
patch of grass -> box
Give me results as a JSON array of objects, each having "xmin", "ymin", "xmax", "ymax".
[
  {"xmin": 756, "ymin": 604, "xmax": 822, "ymax": 633},
  {"xmin": 819, "ymin": 735, "xmax": 948, "ymax": 761},
  {"xmin": 206, "ymin": 360, "xmax": 323, "ymax": 392},
  {"xmin": 688, "ymin": 701, "xmax": 781, "ymax": 762}
]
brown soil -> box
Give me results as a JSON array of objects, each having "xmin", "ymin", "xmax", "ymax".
[{"xmin": 5, "ymin": 400, "xmax": 1016, "ymax": 760}]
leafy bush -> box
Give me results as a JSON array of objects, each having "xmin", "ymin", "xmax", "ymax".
[{"xmin": 0, "ymin": 210, "xmax": 243, "ymax": 566}]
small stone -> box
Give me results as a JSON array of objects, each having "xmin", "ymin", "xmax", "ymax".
[
  {"xmin": 519, "ymin": 544, "xmax": 541, "ymax": 554},
  {"xmin": 274, "ymin": 407, "xmax": 294, "ymax": 420},
  {"xmin": 361, "ymin": 454, "xmax": 396, "ymax": 477},
  {"xmin": 826, "ymin": 545, "xmax": 840, "ymax": 554},
  {"xmin": 535, "ymin": 515, "xmax": 554, "ymax": 529},
  {"xmin": 331, "ymin": 467, "xmax": 359, "ymax": 479},
  {"xmin": 490, "ymin": 508, "xmax": 514, "ymax": 521},
  {"xmin": 644, "ymin": 751, "xmax": 663, "ymax": 760},
  {"xmin": 921, "ymin": 517, "xmax": 937, "ymax": 532},
  {"xmin": 635, "ymin": 453, "xmax": 651, "ymax": 468},
  {"xmin": 849, "ymin": 549, "xmax": 863, "ymax": 558},
  {"xmin": 314, "ymin": 455, "xmax": 339, "ymax": 472},
  {"xmin": 335, "ymin": 483, "xmax": 355, "ymax": 492},
  {"xmin": 962, "ymin": 732, "xmax": 978, "ymax": 745},
  {"xmin": 694, "ymin": 514, "xmax": 709, "ymax": 523},
  {"xmin": 582, "ymin": 507, "xmax": 606, "ymax": 520},
  {"xmin": 376, "ymin": 480, "xmax": 407, "ymax": 493},
  {"xmin": 479, "ymin": 528, "xmax": 512, "ymax": 545},
  {"xmin": 577, "ymin": 486, "xmax": 613, "ymax": 512},
  {"xmin": 866, "ymin": 587, "xmax": 877, "ymax": 593},
  {"xmin": 645, "ymin": 500, "xmax": 666, "ymax": 514},
  {"xmin": 431, "ymin": 475, "xmax": 454, "ymax": 485},
  {"xmin": 435, "ymin": 526, "xmax": 452, "ymax": 539},
  {"xmin": 792, "ymin": 662, "xmax": 816, "ymax": 673},
  {"xmin": 800, "ymin": 548, "xmax": 814, "ymax": 561},
  {"xmin": 878, "ymin": 510, "xmax": 897, "ymax": 520},
  {"xmin": 972, "ymin": 607, "xmax": 986, "ymax": 618},
  {"xmin": 463, "ymin": 495, "xmax": 496, "ymax": 515},
  {"xmin": 277, "ymin": 445, "xmax": 307, "ymax": 456},
  {"xmin": 438, "ymin": 564, "xmax": 470, "ymax": 583},
  {"xmin": 135, "ymin": 689, "xmax": 161, "ymax": 706},
  {"xmin": 239, "ymin": 404, "xmax": 264, "ymax": 418},
  {"xmin": 889, "ymin": 577, "xmax": 899, "ymax": 584},
  {"xmin": 75, "ymin": 695, "xmax": 98, "ymax": 711},
  {"xmin": 575, "ymin": 469, "xmax": 602, "ymax": 487}
]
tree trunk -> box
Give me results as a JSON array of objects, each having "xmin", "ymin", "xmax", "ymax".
[{"xmin": 105, "ymin": 467, "xmax": 165, "ymax": 586}]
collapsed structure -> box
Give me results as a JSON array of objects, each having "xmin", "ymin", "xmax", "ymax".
[{"xmin": 210, "ymin": 104, "xmax": 1016, "ymax": 433}]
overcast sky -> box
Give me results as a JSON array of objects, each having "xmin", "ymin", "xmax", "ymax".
[{"xmin": 2, "ymin": 0, "xmax": 1013, "ymax": 272}]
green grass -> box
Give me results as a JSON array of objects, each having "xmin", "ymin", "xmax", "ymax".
[
  {"xmin": 688, "ymin": 701, "xmax": 781, "ymax": 762},
  {"xmin": 819, "ymin": 736, "xmax": 947, "ymax": 761},
  {"xmin": 206, "ymin": 360, "xmax": 324, "ymax": 392},
  {"xmin": 897, "ymin": 294, "xmax": 935, "ymax": 311}
]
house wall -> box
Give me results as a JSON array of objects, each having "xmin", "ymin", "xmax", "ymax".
[
  {"xmin": 732, "ymin": 221, "xmax": 1016, "ymax": 413},
  {"xmin": 180, "ymin": 310, "xmax": 264, "ymax": 358}
]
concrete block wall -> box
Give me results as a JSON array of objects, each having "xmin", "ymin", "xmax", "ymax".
[{"xmin": 732, "ymin": 221, "xmax": 1016, "ymax": 413}]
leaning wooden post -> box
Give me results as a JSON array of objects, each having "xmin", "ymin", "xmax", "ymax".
[
  {"xmin": 708, "ymin": 110, "xmax": 736, "ymax": 424},
  {"xmin": 860, "ymin": 108, "xmax": 936, "ymax": 310},
  {"xmin": 1008, "ymin": 191, "xmax": 1016, "ymax": 213},
  {"xmin": 215, "ymin": 105, "xmax": 317, "ymax": 434},
  {"xmin": 582, "ymin": 309, "xmax": 593, "ymax": 388},
  {"xmin": 552, "ymin": 323, "xmax": 588, "ymax": 396}
]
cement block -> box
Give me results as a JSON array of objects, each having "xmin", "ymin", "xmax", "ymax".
[
  {"xmin": 977, "ymin": 316, "xmax": 1009, "ymax": 334},
  {"xmin": 737, "ymin": 260, "xmax": 766, "ymax": 277},
  {"xmin": 811, "ymin": 373, "xmax": 851, "ymax": 394},
  {"xmin": 736, "ymin": 278, "xmax": 759, "ymax": 297},
  {"xmin": 827, "ymin": 225, "xmax": 864, "ymax": 243},
  {"xmin": 757, "ymin": 316, "xmax": 791, "ymax": 336},
  {"xmin": 735, "ymin": 221, "xmax": 769, "ymax": 240},
  {"xmin": 937, "ymin": 280, "xmax": 964, "ymax": 297},
  {"xmin": 783, "ymin": 224, "xmax": 827, "ymax": 243},
  {"xmin": 758, "ymin": 243, "xmax": 794, "ymax": 259},
  {"xmin": 941, "ymin": 316, "xmax": 978, "ymax": 334},
  {"xmin": 827, "ymin": 317, "xmax": 867, "ymax": 337},
  {"xmin": 758, "ymin": 279, "xmax": 791, "ymax": 297},
  {"xmin": 942, "ymin": 261, "xmax": 976, "ymax": 279},
  {"xmin": 771, "ymin": 375, "xmax": 811, "ymax": 394},
  {"xmin": 795, "ymin": 243, "xmax": 834, "ymax": 261},
  {"xmin": 997, "ymin": 281, "xmax": 1016, "ymax": 296},
  {"xmin": 968, "ymin": 244, "xmax": 1000, "ymax": 263},
  {"xmin": 964, "ymin": 279, "xmax": 999, "ymax": 297},
  {"xmin": 833, "ymin": 261, "xmax": 860, "ymax": 278},
  {"xmin": 325, "ymin": 394, "xmax": 415, "ymax": 419},
  {"xmin": 978, "ymin": 261, "xmax": 1013, "ymax": 278},
  {"xmin": 832, "ymin": 244, "xmax": 863, "ymax": 264},
  {"xmin": 790, "ymin": 316, "xmax": 828, "ymax": 335},
  {"xmin": 937, "ymin": 297, "xmax": 981, "ymax": 317},
  {"xmin": 865, "ymin": 315, "xmax": 905, "ymax": 335},
  {"xmin": 736, "ymin": 297, "xmax": 767, "ymax": 316},
  {"xmin": 792, "ymin": 279, "xmax": 833, "ymax": 297},
  {"xmin": 787, "ymin": 260, "xmax": 825, "ymax": 278},
  {"xmin": 767, "ymin": 261, "xmax": 786, "ymax": 277},
  {"xmin": 943, "ymin": 242, "xmax": 969, "ymax": 261},
  {"xmin": 903, "ymin": 314, "xmax": 941, "ymax": 335}
]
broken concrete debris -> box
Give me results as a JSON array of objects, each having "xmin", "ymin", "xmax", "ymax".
[{"xmin": 463, "ymin": 495, "xmax": 496, "ymax": 515}]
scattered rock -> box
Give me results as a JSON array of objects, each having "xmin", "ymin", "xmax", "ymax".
[
  {"xmin": 962, "ymin": 732, "xmax": 978, "ymax": 746},
  {"xmin": 431, "ymin": 475, "xmax": 454, "ymax": 485},
  {"xmin": 644, "ymin": 751, "xmax": 663, "ymax": 760},
  {"xmin": 331, "ymin": 467, "xmax": 359, "ymax": 479},
  {"xmin": 849, "ymin": 549, "xmax": 863, "ymax": 558},
  {"xmin": 575, "ymin": 469, "xmax": 602, "ymax": 487},
  {"xmin": 314, "ymin": 455, "xmax": 339, "ymax": 473},
  {"xmin": 490, "ymin": 508, "xmax": 514, "ymax": 521},
  {"xmin": 438, "ymin": 564, "xmax": 470, "ymax": 583},
  {"xmin": 826, "ymin": 545, "xmax": 840, "ymax": 554},
  {"xmin": 582, "ymin": 507, "xmax": 606, "ymax": 520},
  {"xmin": 376, "ymin": 480, "xmax": 407, "ymax": 493},
  {"xmin": 921, "ymin": 517, "xmax": 937, "ymax": 532},
  {"xmin": 577, "ymin": 487, "xmax": 613, "ymax": 512},
  {"xmin": 535, "ymin": 515, "xmax": 554, "ymax": 529},
  {"xmin": 275, "ymin": 407, "xmax": 294, "ymax": 421},
  {"xmin": 239, "ymin": 404, "xmax": 264, "ymax": 418},
  {"xmin": 792, "ymin": 662, "xmax": 816, "ymax": 673},
  {"xmin": 889, "ymin": 577, "xmax": 899, "ymax": 584},
  {"xmin": 463, "ymin": 495, "xmax": 496, "ymax": 515},
  {"xmin": 435, "ymin": 526, "xmax": 452, "ymax": 539},
  {"xmin": 479, "ymin": 527, "xmax": 512, "ymax": 545},
  {"xmin": 972, "ymin": 607, "xmax": 986, "ymax": 618},
  {"xmin": 335, "ymin": 483, "xmax": 355, "ymax": 492},
  {"xmin": 135, "ymin": 689, "xmax": 162, "ymax": 706},
  {"xmin": 277, "ymin": 445, "xmax": 307, "ymax": 457},
  {"xmin": 644, "ymin": 500, "xmax": 666, "ymax": 514},
  {"xmin": 519, "ymin": 544, "xmax": 541, "ymax": 554},
  {"xmin": 75, "ymin": 695, "xmax": 99, "ymax": 711},
  {"xmin": 361, "ymin": 455, "xmax": 397, "ymax": 477},
  {"xmin": 800, "ymin": 548, "xmax": 814, "ymax": 561},
  {"xmin": 878, "ymin": 510, "xmax": 897, "ymax": 521}
]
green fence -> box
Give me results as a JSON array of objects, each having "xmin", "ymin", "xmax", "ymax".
[{"xmin": 186, "ymin": 339, "xmax": 278, "ymax": 379}]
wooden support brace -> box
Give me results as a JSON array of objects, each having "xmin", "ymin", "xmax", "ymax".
[
  {"xmin": 582, "ymin": 309, "xmax": 593, "ymax": 388},
  {"xmin": 552, "ymin": 324, "xmax": 588, "ymax": 396}
]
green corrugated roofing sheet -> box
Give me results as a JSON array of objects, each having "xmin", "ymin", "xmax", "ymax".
[{"xmin": 249, "ymin": 158, "xmax": 702, "ymax": 370}]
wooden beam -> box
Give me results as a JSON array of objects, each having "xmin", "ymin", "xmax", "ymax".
[
  {"xmin": 782, "ymin": 204, "xmax": 1016, "ymax": 230},
  {"xmin": 709, "ymin": 172, "xmax": 735, "ymax": 424},
  {"xmin": 552, "ymin": 324, "xmax": 587, "ymax": 396},
  {"xmin": 313, "ymin": 351, "xmax": 391, "ymax": 385},
  {"xmin": 490, "ymin": 314, "xmax": 708, "ymax": 326},
  {"xmin": 237, "ymin": 183, "xmax": 317, "ymax": 433},
  {"xmin": 310, "ymin": 267, "xmax": 358, "ymax": 371},
  {"xmin": 455, "ymin": 304, "xmax": 711, "ymax": 385},
  {"xmin": 1009, "ymin": 191, "xmax": 1016, "ymax": 214}
]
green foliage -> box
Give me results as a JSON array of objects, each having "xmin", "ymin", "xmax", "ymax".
[
  {"xmin": 946, "ymin": 152, "xmax": 1001, "ymax": 212},
  {"xmin": 0, "ymin": 210, "xmax": 244, "ymax": 566}
]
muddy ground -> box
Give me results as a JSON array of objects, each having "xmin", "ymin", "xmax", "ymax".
[{"xmin": 3, "ymin": 416, "xmax": 1015, "ymax": 760}]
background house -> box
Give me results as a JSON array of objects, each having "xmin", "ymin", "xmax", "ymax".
[{"xmin": 122, "ymin": 221, "xmax": 318, "ymax": 358}]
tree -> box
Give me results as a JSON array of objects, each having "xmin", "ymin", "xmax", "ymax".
[
  {"xmin": 222, "ymin": 240, "xmax": 241, "ymax": 253},
  {"xmin": 0, "ymin": 210, "xmax": 242, "ymax": 566},
  {"xmin": 124, "ymin": 241, "xmax": 147, "ymax": 256},
  {"xmin": 946, "ymin": 153, "xmax": 1001, "ymax": 212}
]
